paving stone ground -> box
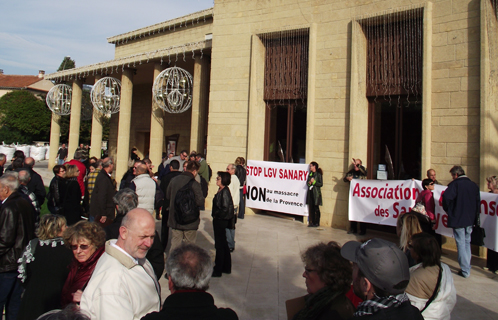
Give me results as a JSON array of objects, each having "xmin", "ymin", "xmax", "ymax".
[{"xmin": 34, "ymin": 160, "xmax": 498, "ymax": 320}]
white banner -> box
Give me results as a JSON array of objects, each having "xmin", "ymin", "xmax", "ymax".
[
  {"xmin": 349, "ymin": 179, "xmax": 498, "ymax": 251},
  {"xmin": 246, "ymin": 160, "xmax": 309, "ymax": 216}
]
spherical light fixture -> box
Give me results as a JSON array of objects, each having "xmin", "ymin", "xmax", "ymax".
[
  {"xmin": 90, "ymin": 77, "xmax": 121, "ymax": 115},
  {"xmin": 46, "ymin": 84, "xmax": 72, "ymax": 115},
  {"xmin": 152, "ymin": 66, "xmax": 193, "ymax": 114}
]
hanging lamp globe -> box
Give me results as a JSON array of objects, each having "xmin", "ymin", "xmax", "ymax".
[
  {"xmin": 90, "ymin": 77, "xmax": 121, "ymax": 115},
  {"xmin": 46, "ymin": 84, "xmax": 72, "ymax": 115},
  {"xmin": 152, "ymin": 66, "xmax": 193, "ymax": 114}
]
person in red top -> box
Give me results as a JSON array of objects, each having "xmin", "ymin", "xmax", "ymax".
[
  {"xmin": 416, "ymin": 179, "xmax": 435, "ymax": 223},
  {"xmin": 65, "ymin": 151, "xmax": 87, "ymax": 196}
]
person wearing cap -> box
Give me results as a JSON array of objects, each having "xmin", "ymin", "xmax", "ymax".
[{"xmin": 341, "ymin": 238, "xmax": 424, "ymax": 319}]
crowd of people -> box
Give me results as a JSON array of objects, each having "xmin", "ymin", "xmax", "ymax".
[{"xmin": 0, "ymin": 146, "xmax": 492, "ymax": 320}]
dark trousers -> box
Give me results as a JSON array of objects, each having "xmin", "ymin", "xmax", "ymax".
[
  {"xmin": 350, "ymin": 221, "xmax": 366, "ymax": 233},
  {"xmin": 238, "ymin": 188, "xmax": 245, "ymax": 219},
  {"xmin": 213, "ymin": 219, "xmax": 231, "ymax": 274},
  {"xmin": 308, "ymin": 199, "xmax": 321, "ymax": 226},
  {"xmin": 161, "ymin": 208, "xmax": 170, "ymax": 252},
  {"xmin": 0, "ymin": 271, "xmax": 23, "ymax": 320}
]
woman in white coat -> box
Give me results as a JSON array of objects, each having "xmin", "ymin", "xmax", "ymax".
[{"xmin": 406, "ymin": 232, "xmax": 456, "ymax": 320}]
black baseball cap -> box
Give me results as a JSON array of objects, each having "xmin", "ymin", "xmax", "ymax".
[{"xmin": 341, "ymin": 238, "xmax": 410, "ymax": 295}]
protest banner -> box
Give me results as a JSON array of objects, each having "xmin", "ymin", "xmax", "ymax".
[
  {"xmin": 349, "ymin": 179, "xmax": 498, "ymax": 251},
  {"xmin": 246, "ymin": 160, "xmax": 309, "ymax": 216}
]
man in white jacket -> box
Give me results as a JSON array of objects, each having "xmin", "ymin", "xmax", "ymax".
[{"xmin": 80, "ymin": 208, "xmax": 161, "ymax": 320}]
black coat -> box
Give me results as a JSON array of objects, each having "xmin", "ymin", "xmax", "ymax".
[
  {"xmin": 26, "ymin": 168, "xmax": 46, "ymax": 206},
  {"xmin": 90, "ymin": 170, "xmax": 116, "ymax": 219},
  {"xmin": 17, "ymin": 239, "xmax": 73, "ymax": 320},
  {"xmin": 61, "ymin": 178, "xmax": 83, "ymax": 226},
  {"xmin": 0, "ymin": 191, "xmax": 36, "ymax": 272},
  {"xmin": 105, "ymin": 215, "xmax": 164, "ymax": 279},
  {"xmin": 141, "ymin": 291, "xmax": 238, "ymax": 320},
  {"xmin": 442, "ymin": 176, "xmax": 480, "ymax": 228},
  {"xmin": 47, "ymin": 175, "xmax": 66, "ymax": 211},
  {"xmin": 212, "ymin": 187, "xmax": 234, "ymax": 221}
]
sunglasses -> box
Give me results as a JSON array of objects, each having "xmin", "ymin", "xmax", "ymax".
[{"xmin": 71, "ymin": 244, "xmax": 90, "ymax": 251}]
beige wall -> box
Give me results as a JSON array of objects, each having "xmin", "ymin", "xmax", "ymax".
[
  {"xmin": 207, "ymin": 0, "xmax": 482, "ymax": 227},
  {"xmin": 114, "ymin": 20, "xmax": 213, "ymax": 59}
]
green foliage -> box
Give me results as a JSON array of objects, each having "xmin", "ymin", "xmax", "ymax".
[
  {"xmin": 58, "ymin": 57, "xmax": 76, "ymax": 71},
  {"xmin": 0, "ymin": 90, "xmax": 52, "ymax": 144}
]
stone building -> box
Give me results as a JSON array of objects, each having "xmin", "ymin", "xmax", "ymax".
[{"xmin": 45, "ymin": 0, "xmax": 497, "ymax": 229}]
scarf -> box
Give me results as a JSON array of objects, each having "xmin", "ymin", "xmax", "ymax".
[
  {"xmin": 61, "ymin": 245, "xmax": 105, "ymax": 307},
  {"xmin": 293, "ymin": 286, "xmax": 341, "ymax": 320},
  {"xmin": 354, "ymin": 293, "xmax": 409, "ymax": 317}
]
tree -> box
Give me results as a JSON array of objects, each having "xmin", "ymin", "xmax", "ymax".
[
  {"xmin": 58, "ymin": 56, "xmax": 76, "ymax": 71},
  {"xmin": 0, "ymin": 91, "xmax": 52, "ymax": 144}
]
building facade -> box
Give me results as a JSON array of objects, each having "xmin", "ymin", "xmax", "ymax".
[{"xmin": 45, "ymin": 0, "xmax": 497, "ymax": 229}]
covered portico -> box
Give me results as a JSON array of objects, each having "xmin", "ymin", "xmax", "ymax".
[{"xmin": 44, "ymin": 9, "xmax": 213, "ymax": 182}]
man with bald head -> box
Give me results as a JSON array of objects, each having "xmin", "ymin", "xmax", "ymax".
[
  {"xmin": 22, "ymin": 157, "xmax": 46, "ymax": 207},
  {"xmin": 130, "ymin": 163, "xmax": 160, "ymax": 216},
  {"xmin": 81, "ymin": 208, "xmax": 161, "ymax": 320}
]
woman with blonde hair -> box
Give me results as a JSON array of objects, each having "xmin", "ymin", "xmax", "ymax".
[
  {"xmin": 17, "ymin": 214, "xmax": 73, "ymax": 320},
  {"xmin": 61, "ymin": 164, "xmax": 83, "ymax": 225},
  {"xmin": 61, "ymin": 221, "xmax": 106, "ymax": 307},
  {"xmin": 400, "ymin": 214, "xmax": 422, "ymax": 267}
]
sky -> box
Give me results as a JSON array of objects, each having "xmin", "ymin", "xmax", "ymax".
[{"xmin": 0, "ymin": 0, "xmax": 214, "ymax": 76}]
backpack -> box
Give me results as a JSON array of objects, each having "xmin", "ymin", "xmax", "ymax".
[{"xmin": 174, "ymin": 179, "xmax": 200, "ymax": 225}]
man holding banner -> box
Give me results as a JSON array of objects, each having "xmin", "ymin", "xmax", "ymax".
[{"xmin": 442, "ymin": 166, "xmax": 480, "ymax": 278}]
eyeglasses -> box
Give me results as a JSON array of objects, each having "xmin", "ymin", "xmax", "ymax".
[
  {"xmin": 216, "ymin": 177, "xmax": 221, "ymax": 180},
  {"xmin": 304, "ymin": 267, "xmax": 317, "ymax": 275},
  {"xmin": 71, "ymin": 244, "xmax": 90, "ymax": 251}
]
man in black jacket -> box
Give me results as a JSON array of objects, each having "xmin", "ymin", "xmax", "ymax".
[
  {"xmin": 142, "ymin": 244, "xmax": 238, "ymax": 320},
  {"xmin": 159, "ymin": 160, "xmax": 182, "ymax": 251},
  {"xmin": 89, "ymin": 157, "xmax": 116, "ymax": 226},
  {"xmin": 23, "ymin": 157, "xmax": 46, "ymax": 207},
  {"xmin": 341, "ymin": 238, "xmax": 424, "ymax": 320},
  {"xmin": 0, "ymin": 174, "xmax": 36, "ymax": 320},
  {"xmin": 442, "ymin": 165, "xmax": 480, "ymax": 278}
]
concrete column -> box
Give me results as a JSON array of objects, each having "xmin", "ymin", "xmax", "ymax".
[
  {"xmin": 115, "ymin": 69, "xmax": 134, "ymax": 182},
  {"xmin": 90, "ymin": 75, "xmax": 103, "ymax": 159},
  {"xmin": 190, "ymin": 57, "xmax": 209, "ymax": 153},
  {"xmin": 149, "ymin": 63, "xmax": 165, "ymax": 167},
  {"xmin": 68, "ymin": 79, "xmax": 83, "ymax": 158},
  {"xmin": 48, "ymin": 113, "xmax": 61, "ymax": 171}
]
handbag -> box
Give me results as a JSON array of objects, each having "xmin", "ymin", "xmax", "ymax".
[{"xmin": 471, "ymin": 213, "xmax": 486, "ymax": 246}]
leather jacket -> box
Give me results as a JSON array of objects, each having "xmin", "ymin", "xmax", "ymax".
[
  {"xmin": 212, "ymin": 187, "xmax": 234, "ymax": 220},
  {"xmin": 0, "ymin": 191, "xmax": 36, "ymax": 272},
  {"xmin": 48, "ymin": 175, "xmax": 66, "ymax": 209}
]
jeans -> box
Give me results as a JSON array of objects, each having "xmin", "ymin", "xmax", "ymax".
[
  {"xmin": 453, "ymin": 226, "xmax": 473, "ymax": 277},
  {"xmin": 226, "ymin": 228, "xmax": 235, "ymax": 250},
  {"xmin": 0, "ymin": 271, "xmax": 23, "ymax": 320},
  {"xmin": 57, "ymin": 158, "xmax": 65, "ymax": 165}
]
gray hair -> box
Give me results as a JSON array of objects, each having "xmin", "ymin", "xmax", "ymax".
[
  {"xmin": 36, "ymin": 305, "xmax": 90, "ymax": 320},
  {"xmin": 73, "ymin": 151, "xmax": 83, "ymax": 160},
  {"xmin": 166, "ymin": 244, "xmax": 213, "ymax": 291},
  {"xmin": 0, "ymin": 173, "xmax": 19, "ymax": 191},
  {"xmin": 102, "ymin": 157, "xmax": 114, "ymax": 169},
  {"xmin": 18, "ymin": 169, "xmax": 31, "ymax": 184},
  {"xmin": 113, "ymin": 188, "xmax": 138, "ymax": 216},
  {"xmin": 0, "ymin": 153, "xmax": 5, "ymax": 162},
  {"xmin": 449, "ymin": 165, "xmax": 465, "ymax": 177}
]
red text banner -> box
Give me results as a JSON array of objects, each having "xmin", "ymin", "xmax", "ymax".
[
  {"xmin": 246, "ymin": 160, "xmax": 309, "ymax": 216},
  {"xmin": 349, "ymin": 179, "xmax": 498, "ymax": 251}
]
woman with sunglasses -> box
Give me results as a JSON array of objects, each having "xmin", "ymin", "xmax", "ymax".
[
  {"xmin": 17, "ymin": 214, "xmax": 73, "ymax": 320},
  {"xmin": 416, "ymin": 179, "xmax": 436, "ymax": 226},
  {"xmin": 61, "ymin": 221, "xmax": 106, "ymax": 307}
]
